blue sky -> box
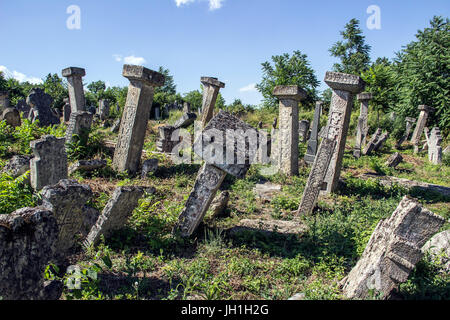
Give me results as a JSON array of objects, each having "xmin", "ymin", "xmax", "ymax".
[{"xmin": 0, "ymin": 0, "xmax": 449, "ymax": 105}]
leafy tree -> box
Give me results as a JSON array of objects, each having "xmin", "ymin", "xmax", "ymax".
[
  {"xmin": 183, "ymin": 90, "xmax": 202, "ymax": 111},
  {"xmin": 0, "ymin": 71, "xmax": 7, "ymax": 91},
  {"xmin": 215, "ymin": 93, "xmax": 226, "ymax": 110},
  {"xmin": 393, "ymin": 16, "xmax": 450, "ymax": 135},
  {"xmin": 256, "ymin": 50, "xmax": 319, "ymax": 109},
  {"xmin": 43, "ymin": 73, "xmax": 68, "ymax": 110},
  {"xmin": 329, "ymin": 18, "xmax": 371, "ymax": 75},
  {"xmin": 155, "ymin": 67, "xmax": 176, "ymax": 95}
]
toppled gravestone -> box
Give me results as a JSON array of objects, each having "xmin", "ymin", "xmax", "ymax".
[
  {"xmin": 385, "ymin": 152, "xmax": 403, "ymax": 168},
  {"xmin": 84, "ymin": 186, "xmax": 154, "ymax": 246},
  {"xmin": 26, "ymin": 88, "xmax": 60, "ymax": 127},
  {"xmin": 1, "ymin": 107, "xmax": 21, "ymax": 127},
  {"xmin": 0, "ymin": 207, "xmax": 58, "ymax": 300},
  {"xmin": 341, "ymin": 196, "xmax": 445, "ymax": 299},
  {"xmin": 228, "ymin": 219, "xmax": 307, "ymax": 237},
  {"xmin": 422, "ymin": 230, "xmax": 449, "ymax": 272},
  {"xmin": 41, "ymin": 179, "xmax": 93, "ymax": 261},
  {"xmin": 210, "ymin": 191, "xmax": 230, "ymax": 218},
  {"xmin": 68, "ymin": 159, "xmax": 107, "ymax": 175},
  {"xmin": 65, "ymin": 111, "xmax": 93, "ymax": 145},
  {"xmin": 372, "ymin": 131, "xmax": 389, "ymax": 152},
  {"xmin": 2, "ymin": 155, "xmax": 32, "ymax": 178},
  {"xmin": 362, "ymin": 128, "xmax": 382, "ymax": 156},
  {"xmin": 253, "ymin": 182, "xmax": 282, "ymax": 203}
]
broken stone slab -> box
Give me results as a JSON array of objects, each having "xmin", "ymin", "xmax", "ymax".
[
  {"xmin": 372, "ymin": 131, "xmax": 389, "ymax": 152},
  {"xmin": 228, "ymin": 218, "xmax": 307, "ymax": 236},
  {"xmin": 84, "ymin": 186, "xmax": 154, "ymax": 247},
  {"xmin": 342, "ymin": 196, "xmax": 445, "ymax": 299},
  {"xmin": 200, "ymin": 77, "xmax": 225, "ymax": 127},
  {"xmin": 422, "ymin": 229, "xmax": 449, "ymax": 272},
  {"xmin": 304, "ymin": 101, "xmax": 322, "ymax": 165},
  {"xmin": 68, "ymin": 159, "xmax": 107, "ymax": 175},
  {"xmin": 65, "ymin": 111, "xmax": 93, "ymax": 144},
  {"xmin": 411, "ymin": 105, "xmax": 435, "ymax": 147},
  {"xmin": 112, "ymin": 65, "xmax": 165, "ymax": 175},
  {"xmin": 288, "ymin": 293, "xmax": 306, "ymax": 300},
  {"xmin": 26, "ymin": 88, "xmax": 60, "ymax": 127},
  {"xmin": 253, "ymin": 182, "xmax": 282, "ymax": 203},
  {"xmin": 141, "ymin": 158, "xmax": 158, "ymax": 178},
  {"xmin": 385, "ymin": 152, "xmax": 403, "ymax": 168},
  {"xmin": 30, "ymin": 135, "xmax": 68, "ymax": 191},
  {"xmin": 62, "ymin": 67, "xmax": 86, "ymax": 113},
  {"xmin": 41, "ymin": 179, "xmax": 93, "ymax": 261},
  {"xmin": 0, "ymin": 207, "xmax": 58, "ymax": 300},
  {"xmin": 173, "ymin": 112, "xmax": 197, "ymax": 129},
  {"xmin": 210, "ymin": 190, "xmax": 230, "ymax": 219},
  {"xmin": 2, "ymin": 155, "xmax": 32, "ymax": 178},
  {"xmin": 362, "ymin": 128, "xmax": 382, "ymax": 156},
  {"xmin": 156, "ymin": 125, "xmax": 178, "ymax": 153},
  {"xmin": 297, "ymin": 138, "xmax": 336, "ymax": 216},
  {"xmin": 1, "ymin": 107, "xmax": 21, "ymax": 127}
]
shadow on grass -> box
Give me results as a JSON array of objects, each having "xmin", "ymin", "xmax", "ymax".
[{"xmin": 155, "ymin": 163, "xmax": 201, "ymax": 179}]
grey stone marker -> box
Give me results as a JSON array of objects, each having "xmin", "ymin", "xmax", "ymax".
[
  {"xmin": 84, "ymin": 186, "xmax": 153, "ymax": 247},
  {"xmin": 298, "ymin": 120, "xmax": 310, "ymax": 143},
  {"xmin": 297, "ymin": 138, "xmax": 336, "ymax": 216},
  {"xmin": 183, "ymin": 101, "xmax": 191, "ymax": 113},
  {"xmin": 272, "ymin": 85, "xmax": 307, "ymax": 176},
  {"xmin": 373, "ymin": 131, "xmax": 389, "ymax": 152},
  {"xmin": 62, "ymin": 67, "xmax": 86, "ymax": 112},
  {"xmin": 68, "ymin": 159, "xmax": 107, "ymax": 175},
  {"xmin": 428, "ymin": 127, "xmax": 443, "ymax": 165},
  {"xmin": 410, "ymin": 105, "xmax": 435, "ymax": 151},
  {"xmin": 342, "ymin": 196, "xmax": 445, "ymax": 299},
  {"xmin": 385, "ymin": 152, "xmax": 403, "ymax": 168},
  {"xmin": 396, "ymin": 117, "xmax": 416, "ymax": 148},
  {"xmin": 63, "ymin": 98, "xmax": 71, "ymax": 122},
  {"xmin": 1, "ymin": 107, "xmax": 21, "ymax": 127},
  {"xmin": 156, "ymin": 125, "xmax": 178, "ymax": 153},
  {"xmin": 154, "ymin": 106, "xmax": 161, "ymax": 120},
  {"xmin": 98, "ymin": 99, "xmax": 110, "ymax": 120},
  {"xmin": 110, "ymin": 118, "xmax": 121, "ymax": 133},
  {"xmin": 30, "ymin": 135, "xmax": 68, "ymax": 190},
  {"xmin": 0, "ymin": 90, "xmax": 10, "ymax": 112},
  {"xmin": 141, "ymin": 158, "xmax": 159, "ymax": 178},
  {"xmin": 176, "ymin": 111, "xmax": 257, "ymax": 237},
  {"xmin": 27, "ymin": 88, "xmax": 60, "ymax": 127},
  {"xmin": 362, "ymin": 128, "xmax": 382, "ymax": 156},
  {"xmin": 41, "ymin": 179, "xmax": 93, "ymax": 261},
  {"xmin": 65, "ymin": 111, "xmax": 93, "ymax": 144},
  {"xmin": 304, "ymin": 101, "xmax": 323, "ymax": 165},
  {"xmin": 322, "ymin": 72, "xmax": 365, "ymax": 193},
  {"xmin": 200, "ymin": 77, "xmax": 225, "ymax": 127},
  {"xmin": 173, "ymin": 112, "xmax": 197, "ymax": 129},
  {"xmin": 1, "ymin": 155, "xmax": 32, "ymax": 178},
  {"xmin": 353, "ymin": 92, "xmax": 372, "ymax": 158},
  {"xmin": 112, "ymin": 65, "xmax": 165, "ymax": 175},
  {"xmin": 16, "ymin": 99, "xmax": 31, "ymax": 119},
  {"xmin": 0, "ymin": 207, "xmax": 58, "ymax": 300}
]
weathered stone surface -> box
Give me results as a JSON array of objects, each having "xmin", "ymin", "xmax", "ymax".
[
  {"xmin": 0, "ymin": 90, "xmax": 10, "ymax": 112},
  {"xmin": 68, "ymin": 159, "xmax": 107, "ymax": 175},
  {"xmin": 30, "ymin": 135, "xmax": 68, "ymax": 190},
  {"xmin": 273, "ymin": 85, "xmax": 307, "ymax": 176},
  {"xmin": 200, "ymin": 77, "xmax": 225, "ymax": 127},
  {"xmin": 210, "ymin": 190, "xmax": 230, "ymax": 218},
  {"xmin": 63, "ymin": 98, "xmax": 71, "ymax": 122},
  {"xmin": 2, "ymin": 155, "xmax": 32, "ymax": 178},
  {"xmin": 385, "ymin": 152, "xmax": 403, "ymax": 168},
  {"xmin": 322, "ymin": 72, "xmax": 364, "ymax": 193},
  {"xmin": 27, "ymin": 88, "xmax": 60, "ymax": 127},
  {"xmin": 229, "ymin": 218, "xmax": 307, "ymax": 236},
  {"xmin": 0, "ymin": 207, "xmax": 58, "ymax": 300},
  {"xmin": 298, "ymin": 120, "xmax": 310, "ymax": 143},
  {"xmin": 41, "ymin": 179, "xmax": 93, "ymax": 261},
  {"xmin": 183, "ymin": 102, "xmax": 191, "ymax": 113},
  {"xmin": 176, "ymin": 164, "xmax": 227, "ymax": 237},
  {"xmin": 411, "ymin": 105, "xmax": 435, "ymax": 148},
  {"xmin": 254, "ymin": 182, "xmax": 282, "ymax": 203},
  {"xmin": 422, "ymin": 230, "xmax": 449, "ymax": 272},
  {"xmin": 156, "ymin": 125, "xmax": 178, "ymax": 153},
  {"xmin": 272, "ymin": 117, "xmax": 278, "ymax": 130},
  {"xmin": 1, "ymin": 107, "xmax": 21, "ymax": 127},
  {"xmin": 304, "ymin": 101, "xmax": 322, "ymax": 164},
  {"xmin": 356, "ymin": 92, "xmax": 373, "ymax": 101},
  {"xmin": 141, "ymin": 158, "xmax": 158, "ymax": 178},
  {"xmin": 342, "ymin": 196, "xmax": 445, "ymax": 299},
  {"xmin": 396, "ymin": 117, "xmax": 416, "ymax": 148},
  {"xmin": 428, "ymin": 127, "xmax": 443, "ymax": 165},
  {"xmin": 98, "ymin": 99, "xmax": 110, "ymax": 120},
  {"xmin": 298, "ymin": 138, "xmax": 336, "ymax": 215},
  {"xmin": 362, "ymin": 128, "xmax": 382, "ymax": 156},
  {"xmin": 173, "ymin": 112, "xmax": 197, "ymax": 129},
  {"xmin": 84, "ymin": 186, "xmax": 153, "ymax": 246},
  {"xmin": 110, "ymin": 118, "xmax": 121, "ymax": 133},
  {"xmin": 354, "ymin": 93, "xmax": 372, "ymax": 158},
  {"xmin": 62, "ymin": 67, "xmax": 86, "ymax": 113},
  {"xmin": 373, "ymin": 131, "xmax": 389, "ymax": 152},
  {"xmin": 16, "ymin": 99, "xmax": 31, "ymax": 119},
  {"xmin": 65, "ymin": 111, "xmax": 93, "ymax": 144},
  {"xmin": 80, "ymin": 205, "xmax": 100, "ymax": 238},
  {"xmin": 112, "ymin": 65, "xmax": 165, "ymax": 175}
]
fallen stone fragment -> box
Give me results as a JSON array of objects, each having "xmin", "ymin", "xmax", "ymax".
[
  {"xmin": 229, "ymin": 218, "xmax": 307, "ymax": 236},
  {"xmin": 385, "ymin": 152, "xmax": 403, "ymax": 168},
  {"xmin": 288, "ymin": 293, "xmax": 306, "ymax": 300},
  {"xmin": 1, "ymin": 107, "xmax": 21, "ymax": 127},
  {"xmin": 342, "ymin": 196, "xmax": 445, "ymax": 299},
  {"xmin": 422, "ymin": 229, "xmax": 449, "ymax": 272},
  {"xmin": 253, "ymin": 182, "xmax": 282, "ymax": 203},
  {"xmin": 141, "ymin": 158, "xmax": 159, "ymax": 178},
  {"xmin": 210, "ymin": 191, "xmax": 230, "ymax": 218},
  {"xmin": 68, "ymin": 159, "xmax": 107, "ymax": 175},
  {"xmin": 2, "ymin": 155, "xmax": 32, "ymax": 178},
  {"xmin": 173, "ymin": 112, "xmax": 197, "ymax": 129},
  {"xmin": 0, "ymin": 207, "xmax": 58, "ymax": 300}
]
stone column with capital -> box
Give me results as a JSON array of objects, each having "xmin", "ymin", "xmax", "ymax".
[
  {"xmin": 353, "ymin": 92, "xmax": 372, "ymax": 158},
  {"xmin": 112, "ymin": 65, "xmax": 165, "ymax": 174},
  {"xmin": 62, "ymin": 67, "xmax": 87, "ymax": 113},
  {"xmin": 200, "ymin": 77, "xmax": 225, "ymax": 127},
  {"xmin": 272, "ymin": 85, "xmax": 307, "ymax": 176},
  {"xmin": 322, "ymin": 72, "xmax": 365, "ymax": 193}
]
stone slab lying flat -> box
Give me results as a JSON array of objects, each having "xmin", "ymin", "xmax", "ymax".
[
  {"xmin": 228, "ymin": 219, "xmax": 307, "ymax": 236},
  {"xmin": 253, "ymin": 182, "xmax": 282, "ymax": 203}
]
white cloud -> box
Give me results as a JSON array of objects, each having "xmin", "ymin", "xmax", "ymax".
[
  {"xmin": 239, "ymin": 83, "xmax": 257, "ymax": 93},
  {"xmin": 123, "ymin": 55, "xmax": 147, "ymax": 65},
  {"xmin": 113, "ymin": 54, "xmax": 122, "ymax": 62},
  {"xmin": 175, "ymin": 0, "xmax": 224, "ymax": 10},
  {"xmin": 176, "ymin": 0, "xmax": 195, "ymax": 7},
  {"xmin": 0, "ymin": 65, "xmax": 43, "ymax": 84}
]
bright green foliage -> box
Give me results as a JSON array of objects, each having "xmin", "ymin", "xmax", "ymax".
[
  {"xmin": 182, "ymin": 89, "xmax": 203, "ymax": 111},
  {"xmin": 329, "ymin": 18, "xmax": 371, "ymax": 75},
  {"xmin": 42, "ymin": 73, "xmax": 68, "ymax": 110},
  {"xmin": 0, "ymin": 171, "xmax": 35, "ymax": 215},
  {"xmin": 256, "ymin": 50, "xmax": 319, "ymax": 109}
]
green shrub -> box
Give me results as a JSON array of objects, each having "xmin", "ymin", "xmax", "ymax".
[{"xmin": 0, "ymin": 171, "xmax": 36, "ymax": 214}]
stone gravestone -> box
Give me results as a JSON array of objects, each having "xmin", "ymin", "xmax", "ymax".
[
  {"xmin": 0, "ymin": 90, "xmax": 10, "ymax": 112},
  {"xmin": 154, "ymin": 106, "xmax": 161, "ymax": 120},
  {"xmin": 65, "ymin": 111, "xmax": 93, "ymax": 144},
  {"xmin": 0, "ymin": 207, "xmax": 58, "ymax": 300},
  {"xmin": 1, "ymin": 155, "xmax": 32, "ymax": 178},
  {"xmin": 322, "ymin": 72, "xmax": 365, "ymax": 193},
  {"xmin": 62, "ymin": 67, "xmax": 86, "ymax": 113},
  {"xmin": 410, "ymin": 105, "xmax": 435, "ymax": 153},
  {"xmin": 183, "ymin": 101, "xmax": 191, "ymax": 113},
  {"xmin": 272, "ymin": 85, "xmax": 307, "ymax": 176},
  {"xmin": 30, "ymin": 135, "xmax": 68, "ymax": 190},
  {"xmin": 27, "ymin": 88, "xmax": 60, "ymax": 127},
  {"xmin": 156, "ymin": 126, "xmax": 178, "ymax": 153},
  {"xmin": 112, "ymin": 65, "xmax": 165, "ymax": 175},
  {"xmin": 353, "ymin": 92, "xmax": 372, "ymax": 158},
  {"xmin": 428, "ymin": 127, "xmax": 443, "ymax": 165},
  {"xmin": 84, "ymin": 186, "xmax": 153, "ymax": 247},
  {"xmin": 385, "ymin": 152, "xmax": 403, "ymax": 168},
  {"xmin": 200, "ymin": 77, "xmax": 225, "ymax": 127},
  {"xmin": 16, "ymin": 99, "xmax": 31, "ymax": 119},
  {"xmin": 362, "ymin": 128, "xmax": 382, "ymax": 156},
  {"xmin": 304, "ymin": 101, "xmax": 323, "ymax": 164},
  {"xmin": 176, "ymin": 111, "xmax": 257, "ymax": 237},
  {"xmin": 98, "ymin": 99, "xmax": 110, "ymax": 120},
  {"xmin": 1, "ymin": 107, "xmax": 21, "ymax": 127},
  {"xmin": 342, "ymin": 196, "xmax": 445, "ymax": 299},
  {"xmin": 41, "ymin": 179, "xmax": 93, "ymax": 261},
  {"xmin": 297, "ymin": 138, "xmax": 336, "ymax": 216},
  {"xmin": 396, "ymin": 117, "xmax": 416, "ymax": 148},
  {"xmin": 298, "ymin": 120, "xmax": 310, "ymax": 143},
  {"xmin": 372, "ymin": 131, "xmax": 389, "ymax": 152},
  {"xmin": 62, "ymin": 98, "xmax": 71, "ymax": 122}
]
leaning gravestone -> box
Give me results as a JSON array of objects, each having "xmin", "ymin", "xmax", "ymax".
[
  {"xmin": 98, "ymin": 99, "xmax": 110, "ymax": 120},
  {"xmin": 410, "ymin": 105, "xmax": 435, "ymax": 153},
  {"xmin": 63, "ymin": 98, "xmax": 71, "ymax": 122},
  {"xmin": 428, "ymin": 127, "xmax": 443, "ymax": 165},
  {"xmin": 354, "ymin": 92, "xmax": 372, "ymax": 152},
  {"xmin": 173, "ymin": 112, "xmax": 197, "ymax": 129},
  {"xmin": 30, "ymin": 135, "xmax": 68, "ymax": 190},
  {"xmin": 396, "ymin": 117, "xmax": 416, "ymax": 148},
  {"xmin": 372, "ymin": 131, "xmax": 389, "ymax": 152},
  {"xmin": 1, "ymin": 107, "xmax": 21, "ymax": 127},
  {"xmin": 385, "ymin": 152, "xmax": 403, "ymax": 168},
  {"xmin": 200, "ymin": 77, "xmax": 225, "ymax": 127},
  {"xmin": 0, "ymin": 207, "xmax": 58, "ymax": 300},
  {"xmin": 41, "ymin": 179, "xmax": 93, "ymax": 261},
  {"xmin": 27, "ymin": 88, "xmax": 60, "ymax": 127},
  {"xmin": 156, "ymin": 126, "xmax": 178, "ymax": 153},
  {"xmin": 342, "ymin": 196, "xmax": 445, "ymax": 299},
  {"xmin": 322, "ymin": 72, "xmax": 365, "ymax": 193},
  {"xmin": 62, "ymin": 67, "xmax": 86, "ymax": 113},
  {"xmin": 176, "ymin": 111, "xmax": 257, "ymax": 237},
  {"xmin": 304, "ymin": 101, "xmax": 323, "ymax": 164},
  {"xmin": 112, "ymin": 65, "xmax": 165, "ymax": 175},
  {"xmin": 298, "ymin": 120, "xmax": 310, "ymax": 143},
  {"xmin": 362, "ymin": 128, "xmax": 382, "ymax": 156},
  {"xmin": 65, "ymin": 111, "xmax": 93, "ymax": 145}
]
